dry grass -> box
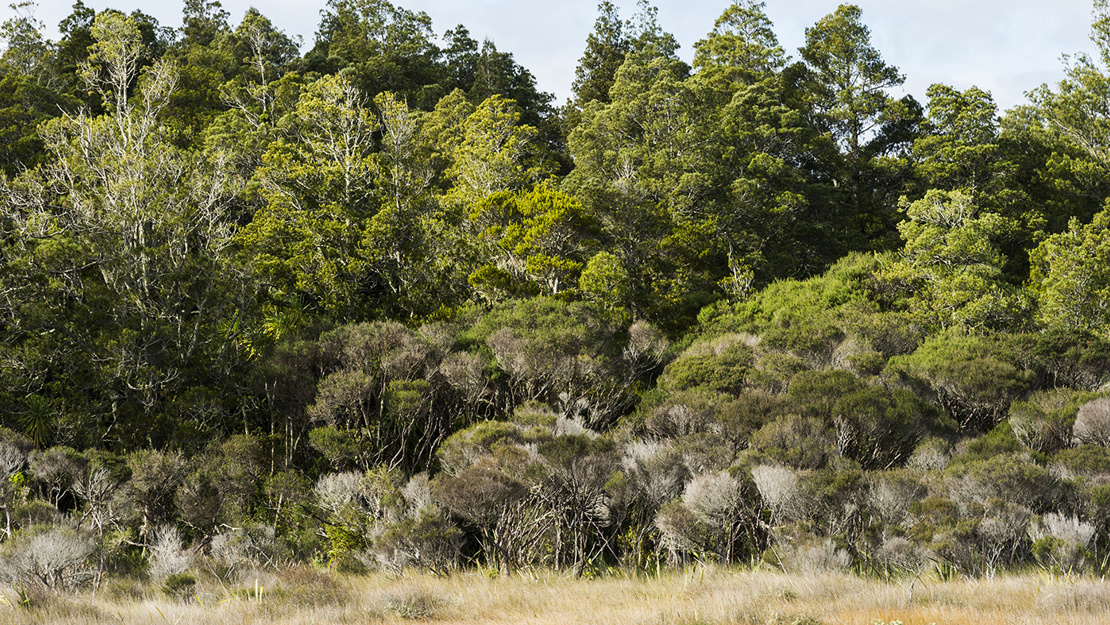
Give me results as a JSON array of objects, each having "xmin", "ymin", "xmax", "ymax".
[{"xmin": 0, "ymin": 566, "xmax": 1109, "ymax": 624}]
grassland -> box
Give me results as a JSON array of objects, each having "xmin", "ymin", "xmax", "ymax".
[{"xmin": 3, "ymin": 566, "xmax": 1110, "ymax": 625}]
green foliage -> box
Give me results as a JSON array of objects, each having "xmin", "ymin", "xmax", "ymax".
[
  {"xmin": 4, "ymin": 0, "xmax": 1110, "ymax": 587},
  {"xmin": 468, "ymin": 183, "xmax": 599, "ymax": 300},
  {"xmin": 698, "ymin": 252, "xmax": 880, "ymax": 338},
  {"xmin": 1053, "ymin": 444, "xmax": 1110, "ymax": 476},
  {"xmin": 1009, "ymin": 388, "xmax": 1099, "ymax": 453},
  {"xmin": 890, "ymin": 333, "xmax": 1036, "ymax": 433},
  {"xmin": 1030, "ymin": 205, "xmax": 1110, "ymax": 337},
  {"xmin": 797, "ymin": 4, "xmax": 918, "ymax": 249},
  {"xmin": 1, "ymin": 14, "xmax": 250, "ymax": 448},
  {"xmin": 947, "ymin": 450, "xmax": 1063, "ymax": 513},
  {"xmin": 884, "ymin": 189, "xmax": 1030, "ymax": 333},
  {"xmin": 445, "ymin": 95, "xmax": 550, "ymax": 211},
  {"xmin": 311, "ymin": 0, "xmax": 441, "ymax": 108},
  {"xmin": 467, "ymin": 297, "xmax": 650, "ymax": 430},
  {"xmin": 661, "ymin": 336, "xmax": 753, "ymax": 395},
  {"xmin": 570, "ymin": 2, "xmax": 630, "ymax": 108},
  {"xmin": 751, "ymin": 414, "xmax": 836, "ymax": 470},
  {"xmin": 161, "ymin": 572, "xmax": 196, "ymax": 599},
  {"xmin": 799, "ymin": 3, "xmax": 904, "ymax": 154},
  {"xmin": 237, "ymin": 73, "xmax": 379, "ymax": 317},
  {"xmin": 693, "ymin": 0, "xmax": 784, "ymax": 90}
]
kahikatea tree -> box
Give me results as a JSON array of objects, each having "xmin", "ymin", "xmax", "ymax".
[
  {"xmin": 798, "ymin": 4, "xmax": 919, "ymax": 251},
  {"xmin": 571, "ymin": 1, "xmax": 629, "ymax": 108}
]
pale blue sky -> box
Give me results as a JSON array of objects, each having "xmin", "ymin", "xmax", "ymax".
[{"xmin": 10, "ymin": 0, "xmax": 1102, "ymax": 111}]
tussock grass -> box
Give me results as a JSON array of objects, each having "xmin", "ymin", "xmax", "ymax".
[{"xmin": 0, "ymin": 567, "xmax": 1108, "ymax": 624}]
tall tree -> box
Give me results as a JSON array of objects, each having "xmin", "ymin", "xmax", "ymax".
[
  {"xmin": 0, "ymin": 2, "xmax": 80, "ymax": 175},
  {"xmin": 798, "ymin": 3, "xmax": 919, "ymax": 250},
  {"xmin": 1023, "ymin": 0, "xmax": 1110, "ymax": 234},
  {"xmin": 913, "ymin": 85, "xmax": 1003, "ymax": 196},
  {"xmin": 236, "ymin": 73, "xmax": 379, "ymax": 319},
  {"xmin": 1, "ymin": 12, "xmax": 248, "ymax": 447},
  {"xmin": 162, "ymin": 0, "xmax": 236, "ymax": 147},
  {"xmin": 1029, "ymin": 205, "xmax": 1110, "ymax": 337},
  {"xmin": 311, "ymin": 0, "xmax": 442, "ymax": 108},
  {"xmin": 1029, "ymin": 0, "xmax": 1110, "ymax": 174},
  {"xmin": 799, "ymin": 4, "xmax": 903, "ymax": 158},
  {"xmin": 570, "ymin": 1, "xmax": 629, "ymax": 107},
  {"xmin": 444, "ymin": 94, "xmax": 549, "ymax": 211},
  {"xmin": 692, "ymin": 0, "xmax": 785, "ymax": 93},
  {"xmin": 627, "ymin": 0, "xmax": 678, "ymax": 58},
  {"xmin": 883, "ymin": 189, "xmax": 1029, "ymax": 333},
  {"xmin": 1, "ymin": 1, "xmax": 56, "ymax": 85},
  {"xmin": 179, "ymin": 0, "xmax": 229, "ymax": 48}
]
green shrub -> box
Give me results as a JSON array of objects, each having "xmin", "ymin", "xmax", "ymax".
[{"xmin": 161, "ymin": 572, "xmax": 196, "ymax": 599}]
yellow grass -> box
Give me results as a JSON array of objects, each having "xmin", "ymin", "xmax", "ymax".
[{"xmin": 2, "ymin": 566, "xmax": 1110, "ymax": 624}]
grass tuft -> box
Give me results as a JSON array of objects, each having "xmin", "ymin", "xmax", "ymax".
[{"xmin": 380, "ymin": 585, "xmax": 442, "ymax": 619}]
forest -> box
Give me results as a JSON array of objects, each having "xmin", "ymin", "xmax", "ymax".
[{"xmin": 1, "ymin": 0, "xmax": 1110, "ymax": 601}]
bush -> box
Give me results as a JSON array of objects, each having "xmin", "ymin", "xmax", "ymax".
[
  {"xmin": 374, "ymin": 508, "xmax": 463, "ymax": 575},
  {"xmin": 208, "ymin": 524, "xmax": 285, "ymax": 580},
  {"xmin": 381, "ymin": 586, "xmax": 441, "ymax": 619},
  {"xmin": 772, "ymin": 528, "xmax": 852, "ymax": 574},
  {"xmin": 1074, "ymin": 397, "xmax": 1110, "ymax": 447},
  {"xmin": 751, "ymin": 464, "xmax": 801, "ymax": 525},
  {"xmin": 161, "ymin": 572, "xmax": 196, "ymax": 599},
  {"xmin": 644, "ymin": 394, "xmax": 716, "ymax": 440},
  {"xmin": 750, "ymin": 415, "xmax": 835, "ymax": 470},
  {"xmin": 1029, "ymin": 512, "xmax": 1095, "ymax": 575},
  {"xmin": 946, "ymin": 452, "xmax": 1063, "ymax": 513},
  {"xmin": 1009, "ymin": 389, "xmax": 1097, "ymax": 453},
  {"xmin": 660, "ymin": 335, "xmax": 753, "ymax": 394},
  {"xmin": 655, "ymin": 500, "xmax": 712, "ymax": 564},
  {"xmin": 148, "ymin": 525, "xmax": 193, "ymax": 583},
  {"xmin": 662, "ymin": 469, "xmax": 763, "ymax": 562},
  {"xmin": 889, "ymin": 333, "xmax": 1036, "ymax": 433},
  {"xmin": 0, "ymin": 524, "xmax": 95, "ymax": 591},
  {"xmin": 907, "ymin": 437, "xmax": 951, "ymax": 472}
]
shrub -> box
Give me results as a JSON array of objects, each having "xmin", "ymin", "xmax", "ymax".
[
  {"xmin": 1010, "ymin": 389, "xmax": 1097, "ymax": 453},
  {"xmin": 875, "ymin": 536, "xmax": 928, "ymax": 576},
  {"xmin": 773, "ymin": 528, "xmax": 852, "ymax": 574},
  {"xmin": 752, "ymin": 464, "xmax": 801, "ymax": 525},
  {"xmin": 1029, "ymin": 512, "xmax": 1095, "ymax": 575},
  {"xmin": 148, "ymin": 525, "xmax": 192, "ymax": 583},
  {"xmin": 715, "ymin": 391, "xmax": 798, "ymax": 447},
  {"xmin": 314, "ymin": 472, "xmax": 362, "ymax": 516},
  {"xmin": 0, "ymin": 524, "xmax": 95, "ymax": 591},
  {"xmin": 644, "ymin": 396, "xmax": 716, "ymax": 440},
  {"xmin": 621, "ymin": 441, "xmax": 688, "ymax": 509},
  {"xmin": 655, "ymin": 500, "xmax": 712, "ymax": 564},
  {"xmin": 868, "ymin": 472, "xmax": 926, "ymax": 529},
  {"xmin": 208, "ymin": 524, "xmax": 285, "ymax": 580},
  {"xmin": 161, "ymin": 572, "xmax": 196, "ymax": 599},
  {"xmin": 907, "ymin": 437, "xmax": 951, "ymax": 472},
  {"xmin": 1074, "ymin": 397, "xmax": 1110, "ymax": 447},
  {"xmin": 1052, "ymin": 444, "xmax": 1110, "ymax": 475},
  {"xmin": 750, "ymin": 415, "xmax": 835, "ymax": 470},
  {"xmin": 946, "ymin": 452, "xmax": 1063, "ymax": 513},
  {"xmin": 374, "ymin": 508, "xmax": 463, "ymax": 575},
  {"xmin": 660, "ymin": 335, "xmax": 753, "ymax": 394},
  {"xmin": 889, "ymin": 333, "xmax": 1036, "ymax": 433}
]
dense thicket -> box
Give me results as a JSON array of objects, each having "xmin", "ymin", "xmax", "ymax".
[{"xmin": 1, "ymin": 0, "xmax": 1110, "ymax": 589}]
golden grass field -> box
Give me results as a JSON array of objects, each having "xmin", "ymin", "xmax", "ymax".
[{"xmin": 3, "ymin": 566, "xmax": 1110, "ymax": 625}]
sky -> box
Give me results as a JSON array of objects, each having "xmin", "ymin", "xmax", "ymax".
[{"xmin": 7, "ymin": 0, "xmax": 1102, "ymax": 112}]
